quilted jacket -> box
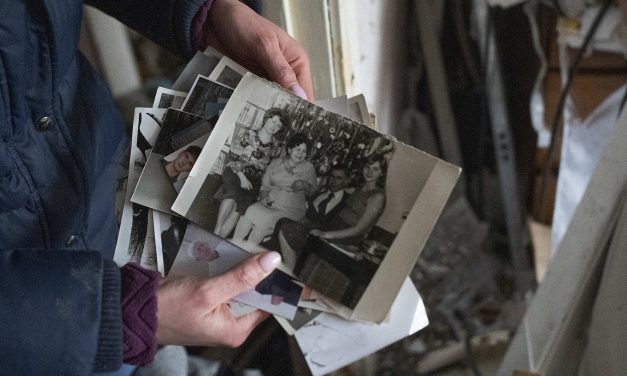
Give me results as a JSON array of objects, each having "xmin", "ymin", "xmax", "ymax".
[{"xmin": 0, "ymin": 0, "xmax": 204, "ymax": 374}]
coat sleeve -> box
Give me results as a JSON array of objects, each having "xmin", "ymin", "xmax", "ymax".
[
  {"xmin": 85, "ymin": 0, "xmax": 210, "ymax": 58},
  {"xmin": 0, "ymin": 249, "xmax": 122, "ymax": 375}
]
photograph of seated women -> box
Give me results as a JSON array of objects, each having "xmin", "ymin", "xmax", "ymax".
[
  {"xmin": 277, "ymin": 155, "xmax": 388, "ymax": 270},
  {"xmin": 233, "ymin": 133, "xmax": 318, "ymax": 245},
  {"xmin": 170, "ymin": 75, "xmax": 451, "ymax": 316},
  {"xmin": 213, "ymin": 107, "xmax": 289, "ymax": 238},
  {"xmin": 272, "ymin": 153, "xmax": 390, "ymax": 309},
  {"xmin": 310, "ymin": 154, "xmax": 388, "ymax": 247}
]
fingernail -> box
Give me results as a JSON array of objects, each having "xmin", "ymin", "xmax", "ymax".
[
  {"xmin": 290, "ymin": 84, "xmax": 308, "ymax": 100},
  {"xmin": 259, "ymin": 251, "xmax": 281, "ymax": 273}
]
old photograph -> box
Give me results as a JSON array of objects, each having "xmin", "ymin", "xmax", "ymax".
[
  {"xmin": 170, "ymin": 95, "xmax": 353, "ymax": 231},
  {"xmin": 180, "ymin": 75, "xmax": 233, "ymax": 118},
  {"xmin": 114, "ymin": 108, "xmax": 166, "ymax": 268},
  {"xmin": 171, "ymin": 48, "xmax": 222, "ymax": 92},
  {"xmin": 168, "ymin": 224, "xmax": 303, "ymax": 319},
  {"xmin": 174, "ymin": 74, "xmax": 460, "ymax": 320},
  {"xmin": 153, "ymin": 87, "xmax": 186, "ymax": 109},
  {"xmin": 208, "ymin": 56, "xmax": 248, "ymax": 89},
  {"xmin": 161, "ymin": 134, "xmax": 209, "ymax": 193},
  {"xmin": 153, "ymin": 210, "xmax": 189, "ymax": 276},
  {"xmin": 132, "ymin": 109, "xmax": 216, "ymax": 215},
  {"xmin": 173, "ymin": 74, "xmax": 396, "ymax": 308}
]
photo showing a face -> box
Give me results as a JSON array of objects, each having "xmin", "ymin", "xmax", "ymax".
[
  {"xmin": 189, "ymin": 240, "xmax": 220, "ymax": 262},
  {"xmin": 167, "ymin": 74, "xmax": 459, "ymax": 329},
  {"xmin": 173, "ymin": 151, "xmax": 197, "ymax": 174},
  {"xmin": 263, "ymin": 115, "xmax": 284, "ymax": 135},
  {"xmin": 288, "ymin": 143, "xmax": 308, "ymax": 164},
  {"xmin": 363, "ymin": 161, "xmax": 383, "ymax": 183},
  {"xmin": 327, "ymin": 169, "xmax": 349, "ymax": 192}
]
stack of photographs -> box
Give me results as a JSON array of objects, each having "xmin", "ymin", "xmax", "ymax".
[{"xmin": 113, "ymin": 47, "xmax": 460, "ymax": 375}]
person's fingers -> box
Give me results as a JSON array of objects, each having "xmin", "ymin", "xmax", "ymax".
[
  {"xmin": 264, "ymin": 48, "xmax": 302, "ymax": 98},
  {"xmin": 255, "ymin": 34, "xmax": 310, "ymax": 101},
  {"xmin": 205, "ymin": 0, "xmax": 315, "ymax": 99},
  {"xmin": 210, "ymin": 251, "xmax": 281, "ymax": 302},
  {"xmin": 290, "ymin": 54, "xmax": 314, "ymax": 101}
]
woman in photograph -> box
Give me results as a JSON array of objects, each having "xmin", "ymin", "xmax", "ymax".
[
  {"xmin": 213, "ymin": 107, "xmax": 288, "ymax": 238},
  {"xmin": 234, "ymin": 133, "xmax": 317, "ymax": 245},
  {"xmin": 311, "ymin": 154, "xmax": 388, "ymax": 247},
  {"xmin": 162, "ymin": 145, "xmax": 202, "ymax": 192}
]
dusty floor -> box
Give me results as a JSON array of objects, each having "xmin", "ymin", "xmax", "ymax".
[{"xmin": 372, "ymin": 193, "xmax": 530, "ymax": 375}]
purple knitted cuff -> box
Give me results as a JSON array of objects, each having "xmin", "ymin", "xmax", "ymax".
[
  {"xmin": 120, "ymin": 263, "xmax": 161, "ymax": 366},
  {"xmin": 191, "ymin": 0, "xmax": 214, "ymax": 52}
]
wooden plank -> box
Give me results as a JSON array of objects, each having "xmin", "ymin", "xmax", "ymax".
[
  {"xmin": 498, "ymin": 105, "xmax": 627, "ymax": 375},
  {"xmin": 415, "ymin": 0, "xmax": 463, "ymax": 167},
  {"xmin": 473, "ymin": 0, "xmax": 529, "ymax": 274},
  {"xmin": 529, "ymin": 219, "xmax": 551, "ymax": 282},
  {"xmin": 572, "ymin": 198, "xmax": 627, "ymax": 374}
]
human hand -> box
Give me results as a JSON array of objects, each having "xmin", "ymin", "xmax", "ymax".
[
  {"xmin": 291, "ymin": 179, "xmax": 310, "ymax": 191},
  {"xmin": 309, "ymin": 229, "xmax": 324, "ymax": 237},
  {"xmin": 204, "ymin": 0, "xmax": 314, "ymax": 100},
  {"xmin": 156, "ymin": 251, "xmax": 281, "ymax": 347},
  {"xmin": 261, "ymin": 196, "xmax": 273, "ymax": 207},
  {"xmin": 238, "ymin": 173, "xmax": 253, "ymax": 190}
]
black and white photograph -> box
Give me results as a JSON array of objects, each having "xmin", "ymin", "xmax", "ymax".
[
  {"xmin": 161, "ymin": 134, "xmax": 208, "ymax": 193},
  {"xmin": 174, "ymin": 74, "xmax": 460, "ymax": 321},
  {"xmin": 207, "ymin": 55, "xmax": 248, "ymax": 89},
  {"xmin": 180, "ymin": 75, "xmax": 233, "ymax": 119},
  {"xmin": 174, "ymin": 74, "xmax": 396, "ymax": 309},
  {"xmin": 152, "ymin": 87, "xmax": 186, "ymax": 109},
  {"xmin": 140, "ymin": 211, "xmax": 158, "ymax": 269},
  {"xmin": 171, "ymin": 49, "xmax": 222, "ymax": 92},
  {"xmin": 131, "ymin": 109, "xmax": 216, "ymax": 215},
  {"xmin": 168, "ymin": 224, "xmax": 304, "ymax": 320},
  {"xmin": 114, "ymin": 108, "xmax": 166, "ymax": 268},
  {"xmin": 153, "ymin": 210, "xmax": 189, "ymax": 276}
]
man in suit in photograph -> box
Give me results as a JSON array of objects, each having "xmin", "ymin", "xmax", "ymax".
[
  {"xmin": 262, "ymin": 166, "xmax": 350, "ymax": 267},
  {"xmin": 305, "ymin": 166, "xmax": 350, "ymax": 224}
]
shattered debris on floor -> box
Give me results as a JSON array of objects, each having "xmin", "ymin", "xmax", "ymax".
[{"xmin": 376, "ymin": 197, "xmax": 528, "ymax": 375}]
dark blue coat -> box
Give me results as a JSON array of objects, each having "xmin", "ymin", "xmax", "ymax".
[{"xmin": 0, "ymin": 0, "xmax": 204, "ymax": 374}]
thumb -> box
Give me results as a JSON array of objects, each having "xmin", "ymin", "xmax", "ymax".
[{"xmin": 211, "ymin": 251, "xmax": 282, "ymax": 302}]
